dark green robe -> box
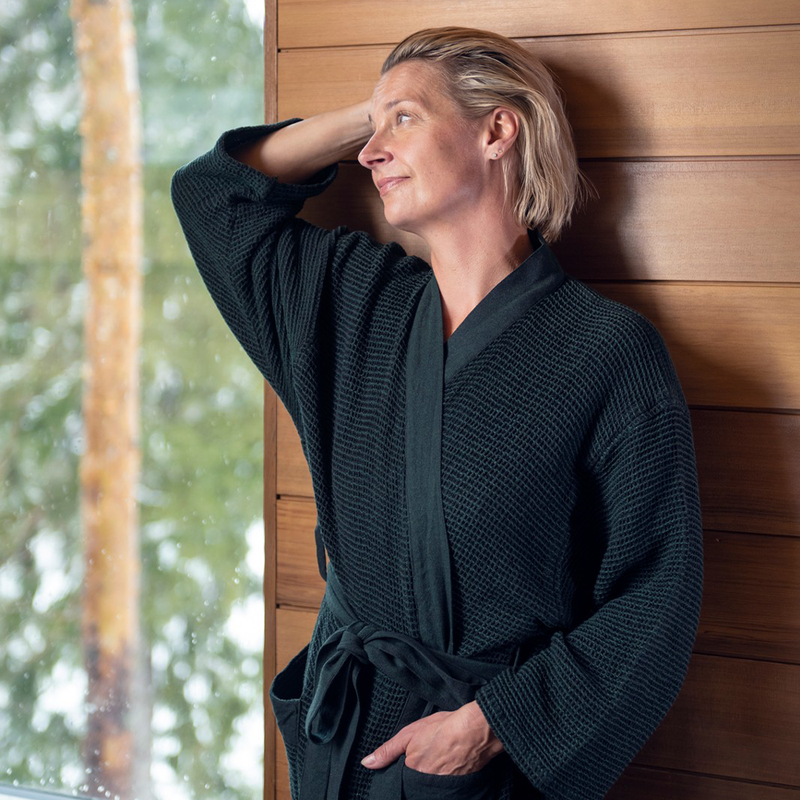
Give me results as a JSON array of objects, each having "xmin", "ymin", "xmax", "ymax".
[{"xmin": 171, "ymin": 117, "xmax": 704, "ymax": 800}]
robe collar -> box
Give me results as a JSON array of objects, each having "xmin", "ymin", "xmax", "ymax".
[
  {"xmin": 405, "ymin": 228, "xmax": 567, "ymax": 655},
  {"xmin": 438, "ymin": 227, "xmax": 566, "ymax": 386}
]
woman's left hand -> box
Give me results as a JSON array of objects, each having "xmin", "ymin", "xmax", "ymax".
[{"xmin": 360, "ymin": 700, "xmax": 505, "ymax": 776}]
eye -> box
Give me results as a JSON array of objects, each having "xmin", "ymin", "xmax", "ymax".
[{"xmin": 396, "ymin": 110, "xmax": 411, "ymax": 124}]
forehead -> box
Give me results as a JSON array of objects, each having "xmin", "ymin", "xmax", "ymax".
[{"xmin": 371, "ymin": 60, "xmax": 443, "ymax": 107}]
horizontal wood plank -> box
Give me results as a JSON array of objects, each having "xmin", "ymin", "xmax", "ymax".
[
  {"xmin": 278, "ymin": 29, "xmax": 800, "ymax": 157},
  {"xmin": 608, "ymin": 764, "xmax": 800, "ymax": 800},
  {"xmin": 635, "ymin": 654, "xmax": 800, "ymax": 786},
  {"xmin": 279, "ymin": 0, "xmax": 800, "ymax": 49},
  {"xmin": 301, "ymin": 160, "xmax": 800, "ymax": 283},
  {"xmin": 697, "ymin": 530, "xmax": 800, "ymax": 663},
  {"xmin": 691, "ymin": 409, "xmax": 800, "ymax": 537},
  {"xmin": 552, "ymin": 160, "xmax": 800, "ymax": 283},
  {"xmin": 276, "ymin": 499, "xmax": 324, "ymax": 608},
  {"xmin": 592, "ymin": 283, "xmax": 800, "ymax": 411},
  {"xmin": 276, "ymin": 606, "xmax": 316, "ymax": 671}
]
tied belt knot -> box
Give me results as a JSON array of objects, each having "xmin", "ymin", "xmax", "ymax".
[
  {"xmin": 305, "ymin": 617, "xmax": 488, "ymax": 746},
  {"xmin": 296, "ymin": 562, "xmax": 515, "ymax": 799},
  {"xmin": 304, "ymin": 619, "xmax": 385, "ymax": 745}
]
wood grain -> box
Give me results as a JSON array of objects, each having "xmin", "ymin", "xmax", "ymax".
[
  {"xmin": 553, "ymin": 160, "xmax": 800, "ymax": 283},
  {"xmin": 278, "ymin": 29, "xmax": 800, "ymax": 157},
  {"xmin": 635, "ymin": 654, "xmax": 800, "ymax": 786},
  {"xmin": 278, "ymin": 0, "xmax": 800, "ymax": 49},
  {"xmin": 696, "ymin": 531, "xmax": 800, "ymax": 663},
  {"xmin": 275, "ymin": 745, "xmax": 290, "ymax": 800},
  {"xmin": 264, "ymin": 388, "xmax": 278, "ymax": 800},
  {"xmin": 276, "ymin": 404, "xmax": 315, "ymax": 497},
  {"xmin": 691, "ymin": 409, "xmax": 800, "ymax": 537},
  {"xmin": 269, "ymin": 11, "xmax": 800, "ymax": 797},
  {"xmin": 276, "ymin": 499, "xmax": 324, "ymax": 608},
  {"xmin": 593, "ymin": 282, "xmax": 800, "ymax": 411}
]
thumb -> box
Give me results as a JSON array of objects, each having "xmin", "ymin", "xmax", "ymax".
[{"xmin": 361, "ymin": 730, "xmax": 412, "ymax": 769}]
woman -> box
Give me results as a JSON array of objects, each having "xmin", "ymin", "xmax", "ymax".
[{"xmin": 171, "ymin": 26, "xmax": 703, "ymax": 800}]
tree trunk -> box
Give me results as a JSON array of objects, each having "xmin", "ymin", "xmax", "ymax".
[{"xmin": 69, "ymin": 0, "xmax": 145, "ymax": 797}]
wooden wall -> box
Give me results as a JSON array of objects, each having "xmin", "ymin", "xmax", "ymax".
[{"xmin": 261, "ymin": 5, "xmax": 800, "ymax": 799}]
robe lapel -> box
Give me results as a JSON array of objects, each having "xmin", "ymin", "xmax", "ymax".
[
  {"xmin": 404, "ymin": 228, "xmax": 566, "ymax": 656},
  {"xmin": 443, "ymin": 228, "xmax": 566, "ymax": 387},
  {"xmin": 405, "ymin": 270, "xmax": 454, "ymax": 653}
]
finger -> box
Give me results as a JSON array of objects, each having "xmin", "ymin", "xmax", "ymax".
[
  {"xmin": 361, "ymin": 741, "xmax": 399, "ymax": 769},
  {"xmin": 360, "ymin": 721, "xmax": 420, "ymax": 769}
]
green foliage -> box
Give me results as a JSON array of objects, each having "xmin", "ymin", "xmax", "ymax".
[{"xmin": 0, "ymin": 1, "xmax": 268, "ymax": 798}]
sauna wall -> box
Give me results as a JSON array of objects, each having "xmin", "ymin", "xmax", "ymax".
[{"xmin": 261, "ymin": 5, "xmax": 800, "ymax": 799}]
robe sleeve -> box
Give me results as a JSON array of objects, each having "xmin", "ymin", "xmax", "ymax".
[
  {"xmin": 170, "ymin": 117, "xmax": 413, "ymax": 425},
  {"xmin": 473, "ymin": 397, "xmax": 704, "ymax": 800}
]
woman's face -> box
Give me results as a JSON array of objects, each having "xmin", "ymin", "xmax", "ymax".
[{"xmin": 358, "ymin": 60, "xmax": 487, "ymax": 237}]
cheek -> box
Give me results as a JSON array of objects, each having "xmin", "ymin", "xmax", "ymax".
[
  {"xmin": 421, "ymin": 148, "xmax": 474, "ymax": 187},
  {"xmin": 409, "ymin": 139, "xmax": 485, "ymax": 202}
]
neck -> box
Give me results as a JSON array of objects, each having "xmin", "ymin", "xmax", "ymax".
[{"xmin": 424, "ymin": 216, "xmax": 535, "ymax": 341}]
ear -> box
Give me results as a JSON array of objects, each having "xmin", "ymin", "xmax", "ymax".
[{"xmin": 484, "ymin": 106, "xmax": 520, "ymax": 159}]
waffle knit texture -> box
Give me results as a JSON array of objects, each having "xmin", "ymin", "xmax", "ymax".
[{"xmin": 170, "ymin": 117, "xmax": 704, "ymax": 800}]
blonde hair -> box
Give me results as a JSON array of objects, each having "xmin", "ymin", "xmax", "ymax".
[{"xmin": 381, "ymin": 26, "xmax": 596, "ymax": 243}]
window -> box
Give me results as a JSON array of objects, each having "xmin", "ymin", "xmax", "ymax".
[{"xmin": 0, "ymin": 2, "xmax": 268, "ymax": 798}]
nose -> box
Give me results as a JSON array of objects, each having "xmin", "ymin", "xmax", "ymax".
[{"xmin": 357, "ymin": 131, "xmax": 392, "ymax": 170}]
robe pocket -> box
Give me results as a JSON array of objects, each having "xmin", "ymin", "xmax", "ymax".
[
  {"xmin": 400, "ymin": 752, "xmax": 499, "ymax": 800},
  {"xmin": 269, "ymin": 641, "xmax": 309, "ymax": 754}
]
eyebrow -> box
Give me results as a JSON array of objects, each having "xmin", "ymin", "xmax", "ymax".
[{"xmin": 367, "ymin": 98, "xmax": 423, "ymax": 125}]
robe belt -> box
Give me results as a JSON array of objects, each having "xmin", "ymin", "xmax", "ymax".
[{"xmin": 297, "ymin": 561, "xmax": 512, "ymax": 799}]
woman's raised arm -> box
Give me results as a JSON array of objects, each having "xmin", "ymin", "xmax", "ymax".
[
  {"xmin": 229, "ymin": 99, "xmax": 373, "ymax": 184},
  {"xmin": 170, "ymin": 100, "xmax": 416, "ymax": 433}
]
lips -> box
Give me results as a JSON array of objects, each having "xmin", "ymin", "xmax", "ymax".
[{"xmin": 378, "ymin": 177, "xmax": 408, "ymax": 196}]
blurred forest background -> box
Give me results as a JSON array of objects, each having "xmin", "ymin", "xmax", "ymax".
[{"xmin": 0, "ymin": 1, "xmax": 269, "ymax": 798}]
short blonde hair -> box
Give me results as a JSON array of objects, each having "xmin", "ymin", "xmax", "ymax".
[{"xmin": 381, "ymin": 26, "xmax": 595, "ymax": 243}]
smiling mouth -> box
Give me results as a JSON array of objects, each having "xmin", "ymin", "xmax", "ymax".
[{"xmin": 379, "ymin": 178, "xmax": 408, "ymax": 196}]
